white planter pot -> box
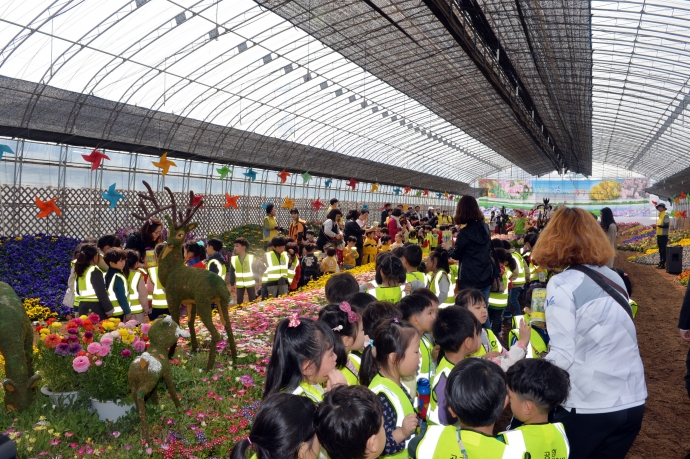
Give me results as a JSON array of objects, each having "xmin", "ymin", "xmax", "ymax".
[
  {"xmin": 90, "ymin": 398, "xmax": 135, "ymax": 422},
  {"xmin": 40, "ymin": 386, "xmax": 79, "ymax": 406}
]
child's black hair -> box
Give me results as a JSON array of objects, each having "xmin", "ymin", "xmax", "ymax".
[
  {"xmin": 490, "ymin": 238, "xmax": 505, "ymax": 250},
  {"xmin": 97, "ymin": 234, "xmax": 122, "ymax": 250},
  {"xmin": 361, "ymin": 301, "xmax": 402, "ymax": 338},
  {"xmin": 290, "ymin": 208, "xmax": 300, "ymax": 215},
  {"xmin": 306, "ymin": 229, "xmax": 315, "ymax": 236},
  {"xmin": 265, "ymin": 203, "xmax": 274, "ymax": 215},
  {"xmin": 271, "ymin": 236, "xmax": 287, "ymax": 248},
  {"xmin": 326, "ymin": 246, "xmax": 337, "ymax": 257},
  {"xmin": 104, "ymin": 247, "xmax": 127, "ymax": 266},
  {"xmin": 360, "ymin": 319, "xmax": 419, "ymax": 387},
  {"xmin": 506, "ymin": 359, "xmax": 570, "ymax": 413},
  {"xmin": 230, "ymin": 392, "xmax": 317, "ymax": 459},
  {"xmin": 74, "ymin": 243, "xmax": 99, "ymax": 277},
  {"xmin": 402, "ymin": 244, "xmax": 423, "ymax": 268},
  {"xmin": 264, "ymin": 318, "xmax": 336, "ymax": 398},
  {"xmin": 124, "ymin": 249, "xmax": 142, "ymax": 278},
  {"xmin": 345, "ymin": 292, "xmax": 377, "ymax": 317},
  {"xmin": 183, "ymin": 240, "xmax": 207, "ymax": 260},
  {"xmin": 490, "ymin": 247, "xmax": 512, "ymax": 266},
  {"xmin": 154, "ymin": 242, "xmax": 166, "ymax": 258},
  {"xmin": 304, "ymin": 243, "xmax": 316, "ymax": 253},
  {"xmin": 613, "ymin": 268, "xmax": 633, "ymax": 296},
  {"xmin": 445, "ymin": 359, "xmax": 506, "ymax": 428},
  {"xmin": 324, "ymin": 273, "xmax": 359, "ymax": 304},
  {"xmin": 375, "ymin": 253, "xmax": 406, "ymax": 285},
  {"xmin": 318, "ymin": 304, "xmax": 360, "ymax": 367},
  {"xmin": 315, "ymin": 385, "xmax": 383, "ymax": 459},
  {"xmin": 399, "ymin": 294, "xmax": 433, "ymax": 321},
  {"xmin": 427, "ymin": 247, "xmax": 450, "ymax": 273},
  {"xmin": 391, "ymin": 246, "xmax": 405, "ymax": 258},
  {"xmin": 207, "ymin": 238, "xmax": 223, "ymax": 252},
  {"xmin": 346, "ymin": 235, "xmax": 357, "ymax": 244},
  {"xmin": 413, "ymin": 287, "xmax": 438, "ymax": 306},
  {"xmin": 454, "ymin": 288, "xmax": 486, "ymax": 308},
  {"xmin": 233, "ymin": 237, "xmax": 249, "ymax": 248},
  {"xmin": 432, "ymin": 306, "xmax": 482, "ymax": 356},
  {"xmin": 523, "ymin": 233, "xmax": 538, "ymax": 249},
  {"xmin": 379, "ymin": 228, "xmax": 389, "ymax": 235},
  {"xmin": 380, "ymin": 235, "xmax": 391, "ymax": 244}
]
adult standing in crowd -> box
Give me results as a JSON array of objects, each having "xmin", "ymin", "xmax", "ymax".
[
  {"xmin": 444, "ymin": 196, "xmax": 492, "ymax": 304},
  {"xmin": 125, "ymin": 218, "xmax": 163, "ymax": 260},
  {"xmin": 387, "ymin": 208, "xmax": 403, "ymax": 242},
  {"xmin": 600, "ymin": 207, "xmax": 617, "ymax": 268},
  {"xmin": 531, "ymin": 207, "xmax": 646, "ymax": 459},
  {"xmin": 655, "ymin": 202, "xmax": 670, "ymax": 269},
  {"xmin": 380, "ymin": 203, "xmax": 392, "ymax": 226},
  {"xmin": 357, "ymin": 209, "xmax": 369, "ymax": 229},
  {"xmin": 262, "ymin": 203, "xmax": 279, "ymax": 241},
  {"xmin": 316, "ymin": 208, "xmax": 343, "ymax": 250},
  {"xmin": 679, "ymin": 285, "xmax": 690, "ymax": 401},
  {"xmin": 344, "ymin": 210, "xmax": 365, "ymax": 266},
  {"xmin": 427, "ymin": 207, "xmax": 438, "ymax": 228}
]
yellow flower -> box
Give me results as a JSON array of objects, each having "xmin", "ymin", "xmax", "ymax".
[
  {"xmin": 50, "ymin": 322, "xmax": 62, "ymax": 329},
  {"xmin": 109, "ymin": 318, "xmax": 121, "ymax": 326},
  {"xmin": 102, "ymin": 322, "xmax": 115, "ymax": 331}
]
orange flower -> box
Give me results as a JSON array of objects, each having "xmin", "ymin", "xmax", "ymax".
[
  {"xmin": 66, "ymin": 321, "xmax": 79, "ymax": 329},
  {"xmin": 77, "ymin": 351, "xmax": 87, "ymax": 357},
  {"xmin": 43, "ymin": 334, "xmax": 62, "ymax": 349},
  {"xmin": 81, "ymin": 321, "xmax": 94, "ymax": 332}
]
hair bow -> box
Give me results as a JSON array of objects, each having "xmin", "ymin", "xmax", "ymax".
[
  {"xmin": 287, "ymin": 313, "xmax": 301, "ymax": 328},
  {"xmin": 339, "ymin": 301, "xmax": 358, "ymax": 323},
  {"xmin": 332, "ymin": 325, "xmax": 343, "ymax": 332},
  {"xmin": 196, "ymin": 240, "xmax": 205, "ymax": 247}
]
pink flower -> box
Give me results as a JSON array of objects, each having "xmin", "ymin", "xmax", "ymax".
[
  {"xmin": 112, "ymin": 431, "xmax": 120, "ymax": 438},
  {"xmin": 98, "ymin": 345, "xmax": 111, "ymax": 357},
  {"xmin": 88, "ymin": 313, "xmax": 100, "ymax": 324},
  {"xmin": 140, "ymin": 323, "xmax": 151, "ymax": 334},
  {"xmin": 125, "ymin": 320, "xmax": 138, "ymax": 329},
  {"xmin": 133, "ymin": 341, "xmax": 146, "ymax": 353},
  {"xmin": 121, "ymin": 349, "xmax": 132, "ymax": 357},
  {"xmin": 72, "ymin": 356, "xmax": 90, "ymax": 373},
  {"xmin": 86, "ymin": 342, "xmax": 102, "ymax": 354},
  {"xmin": 50, "ymin": 439, "xmax": 61, "ymax": 446},
  {"xmin": 95, "ymin": 360, "xmax": 102, "ymax": 366},
  {"xmin": 100, "ymin": 336, "xmax": 113, "ymax": 346},
  {"xmin": 109, "ymin": 331, "xmax": 121, "ymax": 339}
]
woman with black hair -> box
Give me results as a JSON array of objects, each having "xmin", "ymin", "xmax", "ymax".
[
  {"xmin": 125, "ymin": 218, "xmax": 163, "ymax": 260},
  {"xmin": 344, "ymin": 209, "xmax": 366, "ymax": 266},
  {"xmin": 600, "ymin": 207, "xmax": 617, "ymax": 268},
  {"xmin": 316, "ymin": 208, "xmax": 343, "ymax": 251}
]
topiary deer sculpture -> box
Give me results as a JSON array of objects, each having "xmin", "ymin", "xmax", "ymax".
[
  {"xmin": 132, "ymin": 181, "xmax": 237, "ymax": 372},
  {"xmin": 0, "ymin": 282, "xmax": 41, "ymax": 412},
  {"xmin": 129, "ymin": 316, "xmax": 190, "ymax": 443}
]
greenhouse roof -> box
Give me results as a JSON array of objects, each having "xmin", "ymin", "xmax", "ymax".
[{"xmin": 0, "ymin": 0, "xmax": 688, "ymax": 183}]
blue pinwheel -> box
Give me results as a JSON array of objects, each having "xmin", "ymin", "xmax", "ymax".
[
  {"xmin": 243, "ymin": 168, "xmax": 258, "ymax": 182},
  {"xmin": 101, "ymin": 183, "xmax": 126, "ymax": 210}
]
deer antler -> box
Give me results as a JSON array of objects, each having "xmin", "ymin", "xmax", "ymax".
[
  {"xmin": 175, "ymin": 190, "xmax": 203, "ymax": 229},
  {"xmin": 132, "ymin": 181, "xmax": 175, "ymax": 221}
]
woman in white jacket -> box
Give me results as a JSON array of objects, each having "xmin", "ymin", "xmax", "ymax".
[{"xmin": 531, "ymin": 207, "xmax": 646, "ymax": 459}]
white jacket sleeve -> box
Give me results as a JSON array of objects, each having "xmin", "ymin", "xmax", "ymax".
[
  {"xmin": 544, "ymin": 282, "xmax": 577, "ymax": 371},
  {"xmin": 323, "ymin": 219, "xmax": 336, "ymax": 238}
]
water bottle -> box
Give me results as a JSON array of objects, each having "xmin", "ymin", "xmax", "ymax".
[{"xmin": 416, "ymin": 378, "xmax": 431, "ymax": 419}]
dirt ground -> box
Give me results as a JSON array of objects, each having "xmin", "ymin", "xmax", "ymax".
[{"xmin": 494, "ymin": 248, "xmax": 690, "ymax": 457}]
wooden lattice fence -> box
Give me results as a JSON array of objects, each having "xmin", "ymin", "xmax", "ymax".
[{"xmin": 0, "ymin": 185, "xmax": 455, "ymax": 239}]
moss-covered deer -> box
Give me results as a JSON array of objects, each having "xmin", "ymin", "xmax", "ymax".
[{"xmin": 132, "ymin": 181, "xmax": 236, "ymax": 372}]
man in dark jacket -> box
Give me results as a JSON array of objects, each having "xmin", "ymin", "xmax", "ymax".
[
  {"xmin": 680, "ymin": 285, "xmax": 690, "ymax": 399},
  {"xmin": 380, "ymin": 203, "xmax": 392, "ymax": 226}
]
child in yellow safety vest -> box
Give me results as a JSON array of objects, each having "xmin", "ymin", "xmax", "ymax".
[
  {"xmin": 147, "ymin": 243, "xmax": 169, "ymax": 320},
  {"xmin": 426, "ymin": 249, "xmax": 455, "ymax": 306},
  {"xmin": 505, "ymin": 359, "xmax": 571, "ymax": 459},
  {"xmin": 314, "ymin": 385, "xmax": 387, "ymax": 459},
  {"xmin": 402, "ymin": 245, "xmax": 426, "ymax": 290},
  {"xmin": 507, "ymin": 284, "xmax": 550, "ymax": 359},
  {"xmin": 124, "ymin": 249, "xmax": 150, "ymax": 323},
  {"xmin": 318, "ymin": 302, "xmax": 366, "ymax": 385},
  {"xmin": 360, "ymin": 319, "xmax": 420, "ymax": 459},
  {"xmin": 378, "ymin": 235, "xmax": 391, "ymax": 253},
  {"xmin": 488, "ymin": 247, "xmax": 516, "ymax": 338},
  {"xmin": 264, "ymin": 316, "xmax": 347, "ymax": 403},
  {"xmin": 399, "ymin": 294, "xmax": 438, "ymax": 389},
  {"xmin": 410, "ymin": 359, "xmax": 528, "ymax": 459},
  {"xmin": 366, "ymin": 254, "xmax": 407, "ymax": 303},
  {"xmin": 230, "ymin": 392, "xmax": 319, "ymax": 459},
  {"xmin": 455, "ymin": 288, "xmax": 529, "ymax": 370},
  {"xmin": 104, "ymin": 248, "xmax": 133, "ymax": 321}
]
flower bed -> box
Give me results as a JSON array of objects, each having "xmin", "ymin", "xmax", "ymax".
[
  {"xmin": 677, "ymin": 270, "xmax": 690, "ymax": 286},
  {"xmin": 1, "ymin": 265, "xmax": 375, "ymax": 459}
]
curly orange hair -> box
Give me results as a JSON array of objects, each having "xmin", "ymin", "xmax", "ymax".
[{"xmin": 531, "ymin": 207, "xmax": 614, "ymax": 268}]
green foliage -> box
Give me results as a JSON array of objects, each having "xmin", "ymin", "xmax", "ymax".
[
  {"xmin": 208, "ymin": 224, "xmax": 264, "ymax": 256},
  {"xmin": 36, "ymin": 346, "xmax": 78, "ymax": 393}
]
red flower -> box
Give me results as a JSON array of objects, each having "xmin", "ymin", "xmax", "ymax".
[
  {"xmin": 43, "ymin": 334, "xmax": 62, "ymax": 349},
  {"xmin": 77, "ymin": 351, "xmax": 87, "ymax": 357},
  {"xmin": 82, "ymin": 322, "xmax": 95, "ymax": 332},
  {"xmin": 141, "ymin": 336, "xmax": 149, "ymax": 342}
]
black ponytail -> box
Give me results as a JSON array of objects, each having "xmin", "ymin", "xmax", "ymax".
[
  {"xmin": 375, "ymin": 253, "xmax": 406, "ymax": 285},
  {"xmin": 75, "ymin": 243, "xmax": 98, "ymax": 277},
  {"xmin": 428, "ymin": 247, "xmax": 450, "ymax": 273},
  {"xmin": 360, "ymin": 319, "xmax": 418, "ymax": 387},
  {"xmin": 318, "ymin": 304, "xmax": 359, "ymax": 368}
]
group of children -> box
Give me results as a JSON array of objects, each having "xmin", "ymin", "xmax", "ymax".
[{"xmin": 232, "ymin": 238, "xmax": 574, "ymax": 459}]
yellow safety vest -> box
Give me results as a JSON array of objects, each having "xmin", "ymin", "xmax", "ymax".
[
  {"xmin": 206, "ymin": 259, "xmax": 227, "ymax": 278},
  {"xmin": 367, "ymin": 286, "xmax": 404, "ymax": 303},
  {"xmin": 488, "ymin": 272, "xmax": 509, "ymax": 309},
  {"xmin": 406, "ymin": 271, "xmax": 426, "ymax": 283},
  {"xmin": 230, "ymin": 255, "xmax": 255, "ymax": 288},
  {"xmin": 411, "ymin": 425, "xmax": 527, "ymax": 459},
  {"xmin": 430, "ymin": 271, "xmax": 455, "ymax": 305},
  {"xmin": 147, "ymin": 266, "xmax": 168, "ymax": 309},
  {"xmin": 292, "ymin": 381, "xmax": 324, "ymax": 403},
  {"xmin": 75, "ymin": 265, "xmax": 104, "ymax": 304},
  {"xmin": 449, "ymin": 264, "xmax": 459, "ymax": 285},
  {"xmin": 511, "ymin": 252, "xmax": 527, "ymax": 285},
  {"xmin": 419, "ymin": 334, "xmax": 434, "ymax": 381},
  {"xmin": 657, "ymin": 211, "xmax": 669, "ymax": 236},
  {"xmin": 514, "ymin": 423, "xmax": 569, "ymax": 459},
  {"xmin": 262, "ymin": 251, "xmax": 289, "ymax": 283},
  {"xmin": 369, "ymin": 374, "xmax": 416, "ymax": 459},
  {"xmin": 126, "ymin": 269, "xmax": 145, "ymax": 314},
  {"xmin": 508, "ymin": 327, "xmax": 548, "ymax": 358},
  {"xmin": 107, "ymin": 272, "xmax": 129, "ymax": 316},
  {"xmin": 468, "ymin": 329, "xmax": 503, "ymax": 358},
  {"xmin": 428, "ymin": 357, "xmax": 454, "ymax": 426}
]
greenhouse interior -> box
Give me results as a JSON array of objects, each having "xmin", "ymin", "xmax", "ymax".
[{"xmin": 0, "ymin": 0, "xmax": 689, "ymax": 458}]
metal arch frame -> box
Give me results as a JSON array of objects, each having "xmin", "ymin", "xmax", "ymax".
[{"xmin": 0, "ymin": 0, "xmax": 508, "ymax": 183}]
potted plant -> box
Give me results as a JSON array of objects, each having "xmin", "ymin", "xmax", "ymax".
[
  {"xmin": 78, "ymin": 317, "xmax": 150, "ymax": 422},
  {"xmin": 35, "ymin": 316, "xmax": 95, "ymax": 406}
]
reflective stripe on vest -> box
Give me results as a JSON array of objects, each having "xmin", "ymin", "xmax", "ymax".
[
  {"xmin": 292, "ymin": 382, "xmax": 323, "ymax": 403},
  {"xmin": 206, "ymin": 259, "xmax": 227, "ymax": 278},
  {"xmin": 488, "ymin": 272, "xmax": 509, "ymax": 308},
  {"xmin": 287, "ymin": 259, "xmax": 298, "ymax": 285},
  {"xmin": 406, "ymin": 271, "xmax": 426, "ymax": 283},
  {"xmin": 75, "ymin": 265, "xmax": 104, "ymax": 303},
  {"xmin": 508, "ymin": 327, "xmax": 548, "ymax": 358},
  {"xmin": 511, "ymin": 252, "xmax": 527, "ymax": 285},
  {"xmin": 431, "ymin": 271, "xmax": 455, "ymax": 304},
  {"xmin": 369, "ymin": 374, "xmax": 416, "ymax": 459},
  {"xmin": 514, "ymin": 422, "xmax": 570, "ymax": 458},
  {"xmin": 367, "ymin": 286, "xmax": 404, "ymax": 303},
  {"xmin": 262, "ymin": 251, "xmax": 289, "ymax": 282},
  {"xmin": 414, "ymin": 425, "xmax": 461, "ymax": 459},
  {"xmin": 126, "ymin": 270, "xmax": 144, "ymax": 314},
  {"xmin": 147, "ymin": 266, "xmax": 168, "ymax": 308},
  {"xmin": 349, "ymin": 352, "xmax": 361, "ymax": 371},
  {"xmin": 427, "ymin": 357, "xmax": 454, "ymax": 425},
  {"xmin": 107, "ymin": 272, "xmax": 129, "ymax": 316},
  {"xmin": 231, "ymin": 254, "xmax": 255, "ymax": 288},
  {"xmin": 418, "ymin": 334, "xmax": 434, "ymax": 380}
]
